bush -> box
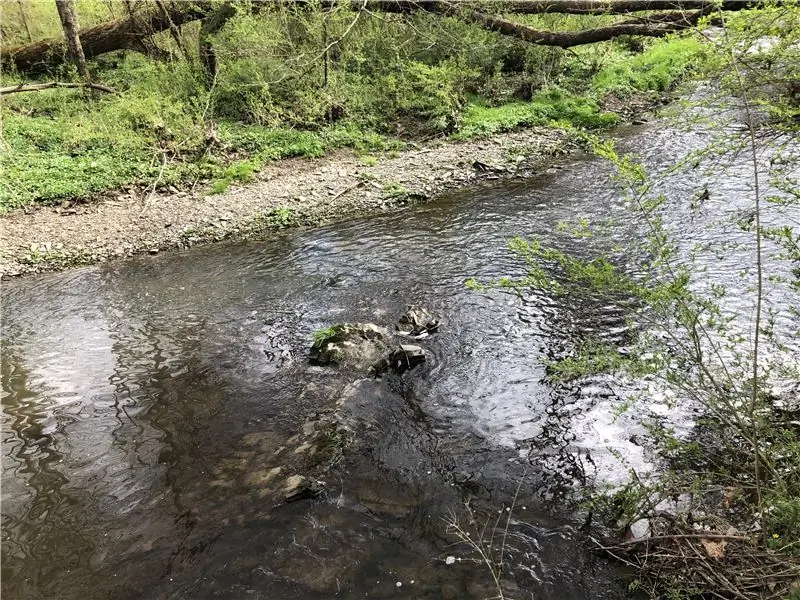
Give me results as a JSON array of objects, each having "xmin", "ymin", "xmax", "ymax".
[{"xmin": 592, "ymin": 36, "xmax": 707, "ymax": 95}]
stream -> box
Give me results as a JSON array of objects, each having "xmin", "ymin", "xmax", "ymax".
[{"xmin": 2, "ymin": 109, "xmax": 798, "ymax": 599}]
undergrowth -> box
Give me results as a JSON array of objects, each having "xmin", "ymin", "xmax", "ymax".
[{"xmin": 0, "ymin": 6, "xmax": 707, "ymax": 212}]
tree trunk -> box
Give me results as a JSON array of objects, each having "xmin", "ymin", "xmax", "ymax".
[
  {"xmin": 199, "ymin": 1, "xmax": 237, "ymax": 87},
  {"xmin": 54, "ymin": 0, "xmax": 89, "ymax": 80},
  {"xmin": 327, "ymin": 0, "xmax": 762, "ymax": 15},
  {"xmin": 462, "ymin": 7, "xmax": 709, "ymax": 49},
  {"xmin": 0, "ymin": 81, "xmax": 116, "ymax": 95},
  {"xmin": 153, "ymin": 0, "xmax": 193, "ymax": 62},
  {"xmin": 17, "ymin": 0, "xmax": 34, "ymax": 43},
  {"xmin": 3, "ymin": 2, "xmax": 213, "ymax": 74}
]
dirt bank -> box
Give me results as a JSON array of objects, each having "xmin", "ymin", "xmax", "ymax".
[{"xmin": 0, "ymin": 126, "xmax": 572, "ymax": 278}]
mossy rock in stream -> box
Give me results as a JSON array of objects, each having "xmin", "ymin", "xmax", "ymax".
[{"xmin": 309, "ymin": 323, "xmax": 390, "ymax": 369}]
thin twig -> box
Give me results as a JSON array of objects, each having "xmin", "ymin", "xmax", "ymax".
[{"xmin": 720, "ymin": 6, "xmax": 766, "ymax": 512}]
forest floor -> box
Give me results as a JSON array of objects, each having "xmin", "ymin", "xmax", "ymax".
[{"xmin": 0, "ymin": 124, "xmax": 581, "ymax": 278}]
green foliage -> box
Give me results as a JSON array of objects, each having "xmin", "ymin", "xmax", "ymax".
[
  {"xmin": 208, "ymin": 160, "xmax": 255, "ymax": 195},
  {"xmin": 312, "ymin": 325, "xmax": 339, "ymax": 347},
  {"xmin": 0, "ymin": 54, "xmax": 208, "ymax": 211},
  {"xmin": 1, "ymin": 3, "xmax": 712, "ymax": 211},
  {"xmin": 383, "ymin": 181, "xmax": 408, "ymax": 199},
  {"xmin": 592, "ymin": 36, "xmax": 707, "ymax": 95},
  {"xmin": 1, "ymin": 111, "xmax": 148, "ymax": 209},
  {"xmin": 456, "ymin": 89, "xmax": 618, "ymax": 138},
  {"xmin": 265, "ymin": 206, "xmax": 294, "ymax": 228},
  {"xmin": 765, "ymin": 495, "xmax": 800, "ymax": 551},
  {"xmin": 470, "ymin": 11, "xmax": 800, "ymax": 582}
]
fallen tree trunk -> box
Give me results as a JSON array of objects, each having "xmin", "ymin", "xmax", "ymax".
[
  {"xmin": 463, "ymin": 7, "xmax": 710, "ymax": 48},
  {"xmin": 340, "ymin": 0, "xmax": 765, "ymax": 15},
  {"xmin": 0, "ymin": 81, "xmax": 116, "ymax": 95},
  {"xmin": 2, "ymin": 2, "xmax": 213, "ymax": 74},
  {"xmin": 0, "ymin": 0, "xmax": 768, "ymax": 75}
]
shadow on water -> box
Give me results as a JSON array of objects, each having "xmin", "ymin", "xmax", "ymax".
[{"xmin": 3, "ymin": 116, "xmax": 797, "ymax": 599}]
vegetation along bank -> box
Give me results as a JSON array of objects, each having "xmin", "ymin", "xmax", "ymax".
[{"xmin": 0, "ymin": 0, "xmax": 713, "ymax": 276}]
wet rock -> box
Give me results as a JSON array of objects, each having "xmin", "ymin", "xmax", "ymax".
[
  {"xmin": 309, "ymin": 323, "xmax": 389, "ymax": 369},
  {"xmin": 283, "ymin": 475, "xmax": 325, "ymax": 503},
  {"xmin": 374, "ymin": 344, "xmax": 426, "ymax": 374},
  {"xmin": 396, "ymin": 305, "xmax": 439, "ymax": 338}
]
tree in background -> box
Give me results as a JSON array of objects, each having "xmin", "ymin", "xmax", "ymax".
[{"xmin": 53, "ymin": 0, "xmax": 89, "ymax": 81}]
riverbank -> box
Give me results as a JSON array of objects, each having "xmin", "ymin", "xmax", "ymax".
[{"xmin": 1, "ymin": 124, "xmax": 580, "ymax": 278}]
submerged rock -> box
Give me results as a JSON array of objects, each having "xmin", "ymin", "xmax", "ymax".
[
  {"xmin": 283, "ymin": 475, "xmax": 325, "ymax": 503},
  {"xmin": 373, "ymin": 344, "xmax": 426, "ymax": 374}
]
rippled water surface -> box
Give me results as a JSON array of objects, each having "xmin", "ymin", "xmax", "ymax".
[{"xmin": 3, "ymin": 116, "xmax": 797, "ymax": 599}]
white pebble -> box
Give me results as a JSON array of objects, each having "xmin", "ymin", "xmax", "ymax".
[{"xmin": 445, "ymin": 556, "xmax": 456, "ymax": 565}]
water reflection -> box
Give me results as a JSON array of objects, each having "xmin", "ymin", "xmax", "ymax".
[{"xmin": 2, "ymin": 118, "xmax": 797, "ymax": 599}]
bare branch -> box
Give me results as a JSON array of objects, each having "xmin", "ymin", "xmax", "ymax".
[{"xmin": 0, "ymin": 81, "xmax": 117, "ymax": 95}]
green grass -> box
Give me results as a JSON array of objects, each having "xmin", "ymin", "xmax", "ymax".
[
  {"xmin": 456, "ymin": 87, "xmax": 619, "ymax": 139},
  {"xmin": 383, "ymin": 180, "xmax": 409, "ymax": 198},
  {"xmin": 312, "ymin": 325, "xmax": 339, "ymax": 346},
  {"xmin": 0, "ymin": 104, "xmax": 397, "ymax": 211},
  {"xmin": 591, "ymin": 36, "xmax": 707, "ymax": 95},
  {"xmin": 208, "ymin": 160, "xmax": 256, "ymax": 195},
  {"xmin": 263, "ymin": 206, "xmax": 294, "ymax": 228},
  {"xmin": 454, "ymin": 36, "xmax": 706, "ymax": 140}
]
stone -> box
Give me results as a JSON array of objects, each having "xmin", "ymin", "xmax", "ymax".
[
  {"xmin": 396, "ymin": 305, "xmax": 439, "ymax": 337},
  {"xmin": 374, "ymin": 344, "xmax": 426, "ymax": 374},
  {"xmin": 626, "ymin": 518, "xmax": 651, "ymax": 541},
  {"xmin": 283, "ymin": 475, "xmax": 325, "ymax": 503},
  {"xmin": 309, "ymin": 323, "xmax": 390, "ymax": 369}
]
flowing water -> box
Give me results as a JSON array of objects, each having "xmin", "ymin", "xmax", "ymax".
[{"xmin": 2, "ymin": 112, "xmax": 798, "ymax": 599}]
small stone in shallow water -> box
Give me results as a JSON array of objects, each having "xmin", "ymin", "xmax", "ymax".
[
  {"xmin": 445, "ymin": 556, "xmax": 456, "ymax": 565},
  {"xmin": 627, "ymin": 518, "xmax": 651, "ymax": 540}
]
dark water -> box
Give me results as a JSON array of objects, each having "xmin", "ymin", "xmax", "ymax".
[{"xmin": 2, "ymin": 115, "xmax": 797, "ymax": 599}]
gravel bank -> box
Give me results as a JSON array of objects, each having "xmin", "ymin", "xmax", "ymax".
[{"xmin": 0, "ymin": 126, "xmax": 571, "ymax": 278}]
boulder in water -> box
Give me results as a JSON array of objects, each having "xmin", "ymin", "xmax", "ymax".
[{"xmin": 309, "ymin": 323, "xmax": 390, "ymax": 369}]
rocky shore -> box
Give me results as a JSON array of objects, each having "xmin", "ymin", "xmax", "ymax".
[{"xmin": 0, "ymin": 126, "xmax": 571, "ymax": 277}]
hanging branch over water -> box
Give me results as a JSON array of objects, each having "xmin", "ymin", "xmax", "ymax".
[{"xmin": 0, "ymin": 0, "xmax": 772, "ymax": 75}]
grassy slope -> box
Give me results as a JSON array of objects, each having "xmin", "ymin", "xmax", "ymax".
[{"xmin": 0, "ymin": 36, "xmax": 705, "ymax": 212}]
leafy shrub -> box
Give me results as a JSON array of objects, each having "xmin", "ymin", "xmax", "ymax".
[
  {"xmin": 456, "ymin": 86, "xmax": 618, "ymax": 138},
  {"xmin": 592, "ymin": 36, "xmax": 707, "ymax": 94}
]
